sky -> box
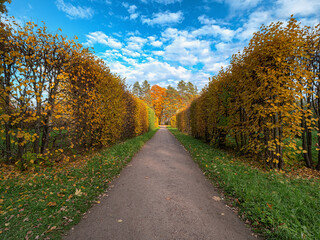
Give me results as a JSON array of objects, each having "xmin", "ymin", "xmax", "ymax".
[{"xmin": 5, "ymin": 0, "xmax": 320, "ymax": 90}]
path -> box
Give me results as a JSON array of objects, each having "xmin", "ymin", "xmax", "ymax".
[{"xmin": 64, "ymin": 126, "xmax": 257, "ymax": 240}]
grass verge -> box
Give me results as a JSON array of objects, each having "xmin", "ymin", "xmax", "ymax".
[
  {"xmin": 0, "ymin": 128, "xmax": 158, "ymax": 240},
  {"xmin": 168, "ymin": 127, "xmax": 320, "ymax": 240}
]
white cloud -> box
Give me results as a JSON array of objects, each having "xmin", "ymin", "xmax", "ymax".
[
  {"xmin": 148, "ymin": 36, "xmax": 163, "ymax": 47},
  {"xmin": 213, "ymin": 0, "xmax": 261, "ymax": 11},
  {"xmin": 122, "ymin": 49, "xmax": 141, "ymax": 57},
  {"xmin": 142, "ymin": 11, "xmax": 184, "ymax": 26},
  {"xmin": 126, "ymin": 36, "xmax": 147, "ymax": 51},
  {"xmin": 153, "ymin": 51, "xmax": 165, "ymax": 56},
  {"xmin": 192, "ymin": 24, "xmax": 235, "ymax": 41},
  {"xmin": 164, "ymin": 36, "xmax": 209, "ymax": 65},
  {"xmin": 122, "ymin": 2, "xmax": 139, "ymax": 20},
  {"xmin": 198, "ymin": 15, "xmax": 216, "ymax": 25},
  {"xmin": 85, "ymin": 31, "xmax": 122, "ymax": 48},
  {"xmin": 55, "ymin": 0, "xmax": 94, "ymax": 19},
  {"xmin": 108, "ymin": 58, "xmax": 194, "ymax": 86},
  {"xmin": 276, "ymin": 0, "xmax": 320, "ymax": 17},
  {"xmin": 141, "ymin": 0, "xmax": 182, "ymax": 5},
  {"xmin": 236, "ymin": 10, "xmax": 272, "ymax": 40}
]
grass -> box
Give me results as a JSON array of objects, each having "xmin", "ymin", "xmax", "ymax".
[
  {"xmin": 0, "ymin": 128, "xmax": 158, "ymax": 240},
  {"xmin": 168, "ymin": 127, "xmax": 320, "ymax": 240}
]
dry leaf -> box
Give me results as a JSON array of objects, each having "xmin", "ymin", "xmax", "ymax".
[
  {"xmin": 75, "ymin": 189, "xmax": 82, "ymax": 196},
  {"xmin": 117, "ymin": 219, "xmax": 123, "ymax": 223},
  {"xmin": 47, "ymin": 202, "xmax": 56, "ymax": 207},
  {"xmin": 212, "ymin": 196, "xmax": 221, "ymax": 201}
]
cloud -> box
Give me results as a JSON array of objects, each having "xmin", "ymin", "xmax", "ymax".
[
  {"xmin": 163, "ymin": 36, "xmax": 211, "ymax": 66},
  {"xmin": 198, "ymin": 15, "xmax": 216, "ymax": 25},
  {"xmin": 126, "ymin": 36, "xmax": 147, "ymax": 51},
  {"xmin": 122, "ymin": 2, "xmax": 139, "ymax": 20},
  {"xmin": 212, "ymin": 0, "xmax": 261, "ymax": 11},
  {"xmin": 55, "ymin": 0, "xmax": 94, "ymax": 19},
  {"xmin": 236, "ymin": 10, "xmax": 272, "ymax": 40},
  {"xmin": 85, "ymin": 31, "xmax": 122, "ymax": 48},
  {"xmin": 108, "ymin": 58, "xmax": 197, "ymax": 86},
  {"xmin": 275, "ymin": 0, "xmax": 320, "ymax": 17},
  {"xmin": 193, "ymin": 24, "xmax": 235, "ymax": 41},
  {"xmin": 141, "ymin": 0, "xmax": 182, "ymax": 5},
  {"xmin": 142, "ymin": 11, "xmax": 184, "ymax": 26},
  {"xmin": 148, "ymin": 36, "xmax": 163, "ymax": 47}
]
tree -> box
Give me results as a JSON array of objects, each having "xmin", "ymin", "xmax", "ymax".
[
  {"xmin": 132, "ymin": 81, "xmax": 141, "ymax": 97},
  {"xmin": 177, "ymin": 80, "xmax": 187, "ymax": 95},
  {"xmin": 151, "ymin": 85, "xmax": 166, "ymax": 124},
  {"xmin": 162, "ymin": 86, "xmax": 182, "ymax": 124},
  {"xmin": 141, "ymin": 80, "xmax": 152, "ymax": 106},
  {"xmin": 0, "ymin": 0, "xmax": 11, "ymax": 14}
]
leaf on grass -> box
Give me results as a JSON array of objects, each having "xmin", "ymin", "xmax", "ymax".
[
  {"xmin": 47, "ymin": 202, "xmax": 56, "ymax": 207},
  {"xmin": 75, "ymin": 189, "xmax": 82, "ymax": 196}
]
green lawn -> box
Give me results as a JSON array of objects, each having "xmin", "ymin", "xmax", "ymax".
[
  {"xmin": 0, "ymin": 128, "xmax": 158, "ymax": 240},
  {"xmin": 168, "ymin": 127, "xmax": 320, "ymax": 240}
]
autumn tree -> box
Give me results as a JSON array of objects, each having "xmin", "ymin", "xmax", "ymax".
[
  {"xmin": 0, "ymin": 0, "xmax": 11, "ymax": 13},
  {"xmin": 176, "ymin": 17, "xmax": 319, "ymax": 170},
  {"xmin": 151, "ymin": 85, "xmax": 166, "ymax": 124},
  {"xmin": 0, "ymin": 19, "xmax": 156, "ymax": 168}
]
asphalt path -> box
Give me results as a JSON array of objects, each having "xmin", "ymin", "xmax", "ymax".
[{"xmin": 64, "ymin": 126, "xmax": 258, "ymax": 240}]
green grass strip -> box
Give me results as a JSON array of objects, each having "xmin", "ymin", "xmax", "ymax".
[
  {"xmin": 0, "ymin": 129, "xmax": 158, "ymax": 240},
  {"xmin": 168, "ymin": 127, "xmax": 320, "ymax": 240}
]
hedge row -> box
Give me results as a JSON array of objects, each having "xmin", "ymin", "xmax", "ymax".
[
  {"xmin": 176, "ymin": 18, "xmax": 320, "ymax": 169},
  {"xmin": 0, "ymin": 20, "xmax": 156, "ymax": 168}
]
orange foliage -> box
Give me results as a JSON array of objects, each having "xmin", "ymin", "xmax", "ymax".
[
  {"xmin": 176, "ymin": 17, "xmax": 320, "ymax": 170},
  {"xmin": 0, "ymin": 19, "xmax": 156, "ymax": 168}
]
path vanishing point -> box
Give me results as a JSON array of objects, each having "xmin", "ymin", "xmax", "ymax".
[{"xmin": 64, "ymin": 126, "xmax": 258, "ymax": 240}]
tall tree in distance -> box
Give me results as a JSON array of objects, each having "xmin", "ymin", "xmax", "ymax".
[
  {"xmin": 141, "ymin": 80, "xmax": 152, "ymax": 106},
  {"xmin": 132, "ymin": 81, "xmax": 142, "ymax": 98}
]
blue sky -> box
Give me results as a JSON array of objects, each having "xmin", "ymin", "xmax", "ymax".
[{"xmin": 6, "ymin": 0, "xmax": 320, "ymax": 89}]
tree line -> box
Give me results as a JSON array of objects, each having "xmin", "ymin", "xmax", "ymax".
[
  {"xmin": 0, "ymin": 19, "xmax": 157, "ymax": 169},
  {"xmin": 175, "ymin": 17, "xmax": 320, "ymax": 170},
  {"xmin": 132, "ymin": 80, "xmax": 198, "ymax": 124}
]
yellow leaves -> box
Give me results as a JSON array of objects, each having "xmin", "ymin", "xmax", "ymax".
[
  {"xmin": 0, "ymin": 114, "xmax": 10, "ymax": 122},
  {"xmin": 47, "ymin": 202, "xmax": 57, "ymax": 207}
]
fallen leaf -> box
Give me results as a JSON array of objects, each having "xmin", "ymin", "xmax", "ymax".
[
  {"xmin": 75, "ymin": 189, "xmax": 82, "ymax": 197},
  {"xmin": 212, "ymin": 196, "xmax": 221, "ymax": 201},
  {"xmin": 47, "ymin": 202, "xmax": 56, "ymax": 207},
  {"xmin": 117, "ymin": 219, "xmax": 123, "ymax": 223},
  {"xmin": 221, "ymin": 213, "xmax": 225, "ymax": 216},
  {"xmin": 267, "ymin": 202, "xmax": 273, "ymax": 210},
  {"xmin": 144, "ymin": 176, "xmax": 149, "ymax": 179}
]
